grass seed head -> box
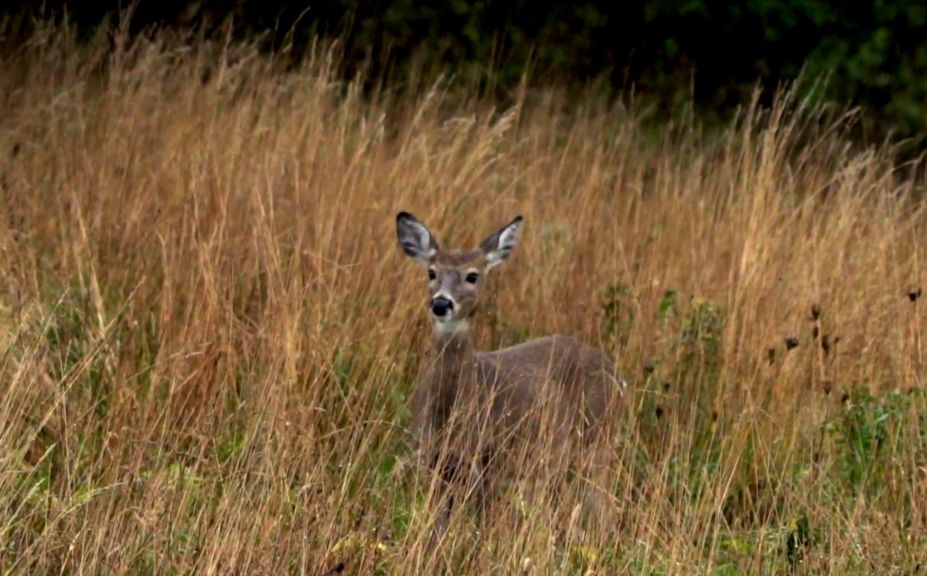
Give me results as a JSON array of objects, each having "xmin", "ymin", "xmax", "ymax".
[{"xmin": 908, "ymin": 286, "xmax": 922, "ymax": 302}]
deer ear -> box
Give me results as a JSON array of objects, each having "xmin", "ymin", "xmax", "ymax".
[
  {"xmin": 480, "ymin": 216, "xmax": 523, "ymax": 270},
  {"xmin": 396, "ymin": 212, "xmax": 438, "ymax": 264}
]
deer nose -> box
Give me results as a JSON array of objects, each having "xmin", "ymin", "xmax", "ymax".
[{"xmin": 431, "ymin": 296, "xmax": 454, "ymax": 317}]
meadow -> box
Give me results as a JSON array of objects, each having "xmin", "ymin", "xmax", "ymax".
[{"xmin": 1, "ymin": 23, "xmax": 926, "ymax": 575}]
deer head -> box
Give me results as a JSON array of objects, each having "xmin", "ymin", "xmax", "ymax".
[{"xmin": 396, "ymin": 212, "xmax": 523, "ymax": 333}]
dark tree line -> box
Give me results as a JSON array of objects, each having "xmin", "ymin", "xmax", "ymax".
[{"xmin": 5, "ymin": 1, "xmax": 927, "ymax": 148}]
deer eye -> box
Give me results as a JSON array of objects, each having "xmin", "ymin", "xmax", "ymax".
[
  {"xmin": 428, "ymin": 269, "xmax": 437, "ymax": 281},
  {"xmin": 465, "ymin": 272, "xmax": 480, "ymax": 284}
]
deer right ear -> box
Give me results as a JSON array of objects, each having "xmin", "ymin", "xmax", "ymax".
[
  {"xmin": 480, "ymin": 215, "xmax": 523, "ymax": 270},
  {"xmin": 396, "ymin": 212, "xmax": 438, "ymax": 264}
]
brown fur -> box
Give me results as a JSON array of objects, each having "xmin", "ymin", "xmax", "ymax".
[{"xmin": 396, "ymin": 212, "xmax": 623, "ymax": 534}]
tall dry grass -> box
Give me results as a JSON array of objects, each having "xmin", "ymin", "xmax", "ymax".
[{"xmin": 1, "ymin": 22, "xmax": 926, "ymax": 574}]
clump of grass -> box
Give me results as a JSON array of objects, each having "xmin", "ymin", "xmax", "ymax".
[{"xmin": 1, "ymin": 19, "xmax": 926, "ymax": 574}]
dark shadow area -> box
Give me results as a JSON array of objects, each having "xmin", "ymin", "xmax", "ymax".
[{"xmin": 4, "ymin": 1, "xmax": 927, "ymax": 153}]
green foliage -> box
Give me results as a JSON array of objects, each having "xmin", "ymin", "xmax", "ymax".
[
  {"xmin": 217, "ymin": 431, "xmax": 247, "ymax": 464},
  {"xmin": 830, "ymin": 388, "xmax": 910, "ymax": 494},
  {"xmin": 658, "ymin": 289, "xmax": 678, "ymax": 318},
  {"xmin": 678, "ymin": 298, "xmax": 724, "ymax": 393},
  {"xmin": 9, "ymin": 1, "xmax": 927, "ymax": 149},
  {"xmin": 785, "ymin": 511, "xmax": 814, "ymax": 571},
  {"xmin": 658, "ymin": 290, "xmax": 724, "ymax": 392},
  {"xmin": 599, "ymin": 281, "xmax": 634, "ymax": 349}
]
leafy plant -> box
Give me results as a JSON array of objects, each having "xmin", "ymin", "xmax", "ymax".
[{"xmin": 830, "ymin": 388, "xmax": 910, "ymax": 494}]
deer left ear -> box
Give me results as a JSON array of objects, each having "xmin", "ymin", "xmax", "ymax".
[
  {"xmin": 480, "ymin": 216, "xmax": 523, "ymax": 270},
  {"xmin": 397, "ymin": 211, "xmax": 438, "ymax": 264}
]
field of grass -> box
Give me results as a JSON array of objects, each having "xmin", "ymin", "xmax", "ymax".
[{"xmin": 1, "ymin": 22, "xmax": 926, "ymax": 575}]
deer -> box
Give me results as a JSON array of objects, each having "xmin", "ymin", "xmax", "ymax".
[{"xmin": 396, "ymin": 211, "xmax": 624, "ymax": 537}]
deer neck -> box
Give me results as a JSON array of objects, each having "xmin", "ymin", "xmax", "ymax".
[{"xmin": 429, "ymin": 320, "xmax": 476, "ymax": 387}]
